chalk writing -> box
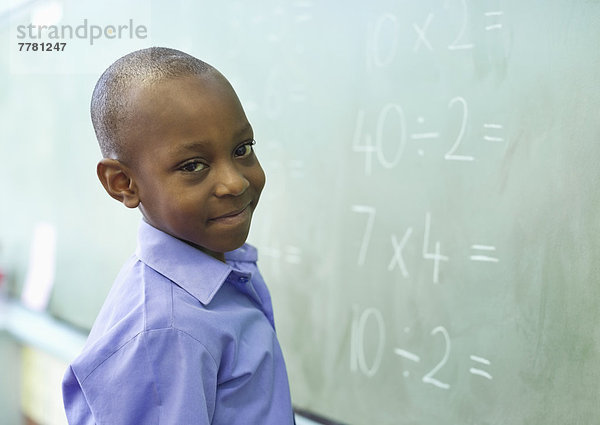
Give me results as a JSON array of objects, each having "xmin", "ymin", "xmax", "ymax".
[
  {"xmin": 351, "ymin": 205, "xmax": 376, "ymax": 266},
  {"xmin": 350, "ymin": 209, "xmax": 499, "ymax": 280},
  {"xmin": 446, "ymin": 0, "xmax": 474, "ymax": 50},
  {"xmin": 352, "ymin": 97, "xmax": 507, "ymax": 173},
  {"xmin": 351, "ymin": 307, "xmax": 493, "ymax": 390},
  {"xmin": 423, "ymin": 213, "xmax": 449, "ymax": 284},
  {"xmin": 387, "ymin": 229, "xmax": 413, "ymax": 277},
  {"xmin": 413, "ymin": 13, "xmax": 434, "ymax": 52},
  {"xmin": 350, "ymin": 306, "xmax": 386, "ymax": 377},
  {"xmin": 445, "ymin": 96, "xmax": 473, "ymax": 161},
  {"xmin": 484, "ymin": 11, "xmax": 504, "ymax": 31}
]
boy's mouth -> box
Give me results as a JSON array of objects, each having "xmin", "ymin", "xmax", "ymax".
[{"xmin": 209, "ymin": 203, "xmax": 251, "ymax": 224}]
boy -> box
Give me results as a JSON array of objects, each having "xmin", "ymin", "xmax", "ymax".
[{"xmin": 62, "ymin": 47, "xmax": 294, "ymax": 424}]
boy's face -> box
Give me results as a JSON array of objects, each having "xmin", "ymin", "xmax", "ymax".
[{"xmin": 121, "ymin": 73, "xmax": 265, "ymax": 260}]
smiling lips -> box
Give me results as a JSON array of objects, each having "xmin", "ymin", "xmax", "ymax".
[{"xmin": 209, "ymin": 204, "xmax": 251, "ymax": 225}]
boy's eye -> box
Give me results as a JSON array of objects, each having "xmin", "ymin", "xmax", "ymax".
[
  {"xmin": 179, "ymin": 160, "xmax": 207, "ymax": 173},
  {"xmin": 234, "ymin": 139, "xmax": 256, "ymax": 158}
]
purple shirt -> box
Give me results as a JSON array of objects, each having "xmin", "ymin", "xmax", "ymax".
[{"xmin": 62, "ymin": 220, "xmax": 294, "ymax": 424}]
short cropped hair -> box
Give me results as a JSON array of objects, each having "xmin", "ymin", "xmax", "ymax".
[{"xmin": 91, "ymin": 47, "xmax": 214, "ymax": 161}]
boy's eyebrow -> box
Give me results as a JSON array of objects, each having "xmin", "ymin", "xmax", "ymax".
[
  {"xmin": 175, "ymin": 140, "xmax": 210, "ymax": 154},
  {"xmin": 175, "ymin": 123, "xmax": 254, "ymax": 154},
  {"xmin": 234, "ymin": 122, "xmax": 254, "ymax": 138}
]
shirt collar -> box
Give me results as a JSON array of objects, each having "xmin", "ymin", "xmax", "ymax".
[{"xmin": 135, "ymin": 220, "xmax": 256, "ymax": 305}]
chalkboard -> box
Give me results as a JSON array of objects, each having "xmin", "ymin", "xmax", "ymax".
[{"xmin": 1, "ymin": 1, "xmax": 599, "ymax": 424}]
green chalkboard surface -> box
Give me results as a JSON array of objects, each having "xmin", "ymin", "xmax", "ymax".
[{"xmin": 1, "ymin": 1, "xmax": 599, "ymax": 424}]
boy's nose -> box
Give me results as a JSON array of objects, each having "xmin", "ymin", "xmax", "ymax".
[{"xmin": 213, "ymin": 164, "xmax": 250, "ymax": 197}]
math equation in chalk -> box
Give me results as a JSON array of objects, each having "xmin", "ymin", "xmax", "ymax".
[
  {"xmin": 350, "ymin": 208, "xmax": 499, "ymax": 283},
  {"xmin": 352, "ymin": 96, "xmax": 507, "ymax": 175},
  {"xmin": 366, "ymin": 1, "xmax": 507, "ymax": 68},
  {"xmin": 349, "ymin": 306, "xmax": 493, "ymax": 388}
]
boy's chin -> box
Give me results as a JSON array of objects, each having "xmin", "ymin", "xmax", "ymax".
[{"xmin": 190, "ymin": 234, "xmax": 250, "ymax": 258}]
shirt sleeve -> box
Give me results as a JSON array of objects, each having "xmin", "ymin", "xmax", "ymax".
[
  {"xmin": 62, "ymin": 366, "xmax": 95, "ymax": 425},
  {"xmin": 62, "ymin": 328, "xmax": 218, "ymax": 425}
]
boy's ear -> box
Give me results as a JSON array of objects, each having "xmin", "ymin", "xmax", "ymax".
[{"xmin": 96, "ymin": 159, "xmax": 140, "ymax": 209}]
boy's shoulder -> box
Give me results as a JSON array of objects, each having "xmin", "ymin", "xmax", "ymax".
[{"xmin": 70, "ymin": 221, "xmax": 266, "ymax": 383}]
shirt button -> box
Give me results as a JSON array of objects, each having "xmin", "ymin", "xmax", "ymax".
[{"xmin": 238, "ymin": 276, "xmax": 249, "ymax": 284}]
